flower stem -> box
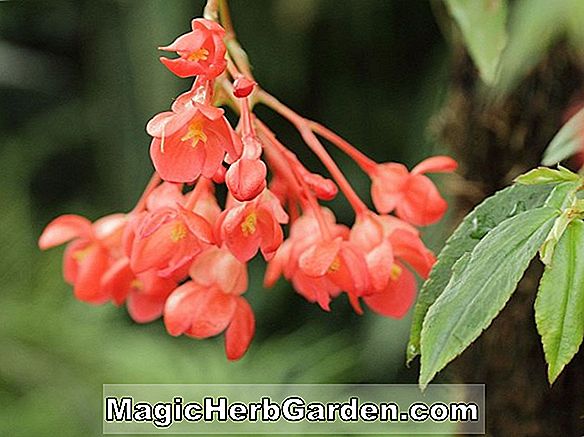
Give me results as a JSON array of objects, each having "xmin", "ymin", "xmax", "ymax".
[
  {"xmin": 131, "ymin": 172, "xmax": 161, "ymax": 214},
  {"xmin": 256, "ymin": 120, "xmax": 332, "ymax": 239},
  {"xmin": 258, "ymin": 90, "xmax": 369, "ymax": 215},
  {"xmin": 309, "ymin": 121, "xmax": 377, "ymax": 173},
  {"xmin": 217, "ymin": 0, "xmax": 255, "ymax": 80}
]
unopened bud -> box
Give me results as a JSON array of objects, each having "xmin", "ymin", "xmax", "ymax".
[
  {"xmin": 233, "ymin": 77, "xmax": 257, "ymax": 98},
  {"xmin": 303, "ymin": 173, "xmax": 338, "ymax": 201},
  {"xmin": 226, "ymin": 158, "xmax": 267, "ymax": 201},
  {"xmin": 212, "ymin": 165, "xmax": 227, "ymax": 184}
]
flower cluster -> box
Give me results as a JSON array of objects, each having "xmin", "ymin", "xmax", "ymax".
[{"xmin": 39, "ymin": 13, "xmax": 456, "ymax": 360}]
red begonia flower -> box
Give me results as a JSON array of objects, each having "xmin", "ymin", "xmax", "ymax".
[
  {"xmin": 163, "ymin": 247, "xmax": 254, "ymax": 360},
  {"xmin": 130, "ymin": 205, "xmax": 214, "ymax": 277},
  {"xmin": 370, "ymin": 156, "xmax": 457, "ymax": 226},
  {"xmin": 159, "ymin": 18, "xmax": 227, "ymax": 79},
  {"xmin": 362, "ymin": 262, "xmax": 417, "ymax": 319},
  {"xmin": 217, "ymin": 190, "xmax": 288, "ymax": 262},
  {"xmin": 39, "ymin": 213, "xmax": 127, "ymax": 304},
  {"xmin": 147, "ymin": 95, "xmax": 240, "ymax": 183},
  {"xmin": 349, "ymin": 211, "xmax": 436, "ymax": 318},
  {"xmin": 101, "ymin": 257, "xmax": 176, "ymax": 323},
  {"xmin": 265, "ymin": 207, "xmax": 369, "ymax": 312}
]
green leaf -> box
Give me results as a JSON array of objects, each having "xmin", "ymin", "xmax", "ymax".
[
  {"xmin": 445, "ymin": 0, "xmax": 508, "ymax": 84},
  {"xmin": 495, "ymin": 0, "xmax": 565, "ymax": 95},
  {"xmin": 539, "ymin": 209, "xmax": 575, "ymax": 266},
  {"xmin": 542, "ymin": 107, "xmax": 584, "ymax": 166},
  {"xmin": 407, "ymin": 183, "xmax": 554, "ymax": 364},
  {"xmin": 515, "ymin": 166, "xmax": 581, "ymax": 185},
  {"xmin": 419, "ymin": 206, "xmax": 558, "ymax": 388},
  {"xmin": 535, "ymin": 219, "xmax": 584, "ymax": 383},
  {"xmin": 543, "ymin": 180, "xmax": 581, "ymax": 210}
]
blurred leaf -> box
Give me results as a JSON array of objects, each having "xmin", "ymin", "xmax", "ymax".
[
  {"xmin": 445, "ymin": 0, "xmax": 508, "ymax": 84},
  {"xmin": 419, "ymin": 206, "xmax": 557, "ymax": 388},
  {"xmin": 565, "ymin": 0, "xmax": 584, "ymax": 57},
  {"xmin": 407, "ymin": 183, "xmax": 554, "ymax": 364},
  {"xmin": 542, "ymin": 107, "xmax": 584, "ymax": 166},
  {"xmin": 535, "ymin": 219, "xmax": 584, "ymax": 383},
  {"xmin": 496, "ymin": 0, "xmax": 566, "ymax": 95}
]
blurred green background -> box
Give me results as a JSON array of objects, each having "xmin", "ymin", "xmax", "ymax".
[{"xmin": 0, "ymin": 1, "xmax": 451, "ymax": 435}]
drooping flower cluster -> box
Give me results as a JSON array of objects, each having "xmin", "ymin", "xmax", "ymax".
[{"xmin": 39, "ymin": 10, "xmax": 456, "ymax": 361}]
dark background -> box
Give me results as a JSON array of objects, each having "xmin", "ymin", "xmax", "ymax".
[{"xmin": 0, "ymin": 1, "xmax": 453, "ymax": 435}]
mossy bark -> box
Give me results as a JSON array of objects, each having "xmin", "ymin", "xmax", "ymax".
[{"xmin": 433, "ymin": 43, "xmax": 584, "ymax": 436}]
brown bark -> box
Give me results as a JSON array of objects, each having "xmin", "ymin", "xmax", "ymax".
[{"xmin": 432, "ymin": 43, "xmax": 584, "ymax": 436}]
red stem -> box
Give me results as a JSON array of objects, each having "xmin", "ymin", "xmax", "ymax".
[
  {"xmin": 310, "ymin": 121, "xmax": 377, "ymax": 173},
  {"xmin": 258, "ymin": 90, "xmax": 369, "ymax": 215},
  {"xmin": 256, "ymin": 120, "xmax": 333, "ymax": 239},
  {"xmin": 131, "ymin": 172, "xmax": 161, "ymax": 214}
]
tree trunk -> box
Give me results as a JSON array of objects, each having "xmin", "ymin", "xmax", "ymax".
[{"xmin": 433, "ymin": 42, "xmax": 584, "ymax": 436}]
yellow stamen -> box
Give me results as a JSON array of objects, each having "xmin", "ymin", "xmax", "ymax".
[
  {"xmin": 390, "ymin": 264, "xmax": 402, "ymax": 280},
  {"xmin": 73, "ymin": 247, "xmax": 91, "ymax": 262},
  {"xmin": 170, "ymin": 222, "xmax": 188, "ymax": 242},
  {"xmin": 130, "ymin": 279, "xmax": 144, "ymax": 291},
  {"xmin": 328, "ymin": 256, "xmax": 341, "ymax": 273},
  {"xmin": 187, "ymin": 48, "xmax": 209, "ymax": 62},
  {"xmin": 241, "ymin": 213, "xmax": 257, "ymax": 237},
  {"xmin": 181, "ymin": 120, "xmax": 208, "ymax": 148}
]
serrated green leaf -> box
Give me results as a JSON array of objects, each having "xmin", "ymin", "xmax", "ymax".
[
  {"xmin": 445, "ymin": 0, "xmax": 508, "ymax": 85},
  {"xmin": 542, "ymin": 107, "xmax": 584, "ymax": 166},
  {"xmin": 539, "ymin": 209, "xmax": 575, "ymax": 266},
  {"xmin": 407, "ymin": 183, "xmax": 554, "ymax": 364},
  {"xmin": 544, "ymin": 180, "xmax": 581, "ymax": 210},
  {"xmin": 535, "ymin": 219, "xmax": 584, "ymax": 383},
  {"xmin": 515, "ymin": 166, "xmax": 581, "ymax": 185},
  {"xmin": 419, "ymin": 206, "xmax": 558, "ymax": 388}
]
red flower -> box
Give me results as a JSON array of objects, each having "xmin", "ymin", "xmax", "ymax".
[
  {"xmin": 265, "ymin": 208, "xmax": 368, "ymax": 312},
  {"xmin": 39, "ymin": 213, "xmax": 126, "ymax": 304},
  {"xmin": 225, "ymin": 137, "xmax": 267, "ymax": 202},
  {"xmin": 147, "ymin": 94, "xmax": 241, "ymax": 183},
  {"xmin": 130, "ymin": 205, "xmax": 214, "ymax": 278},
  {"xmin": 163, "ymin": 247, "xmax": 255, "ymax": 360},
  {"xmin": 101, "ymin": 257, "xmax": 176, "ymax": 323},
  {"xmin": 216, "ymin": 190, "xmax": 288, "ymax": 262},
  {"xmin": 370, "ymin": 156, "xmax": 457, "ymax": 226},
  {"xmin": 159, "ymin": 18, "xmax": 227, "ymax": 79},
  {"xmin": 349, "ymin": 212, "xmax": 436, "ymax": 318}
]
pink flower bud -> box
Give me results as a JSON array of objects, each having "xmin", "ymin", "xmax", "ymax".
[
  {"xmin": 303, "ymin": 173, "xmax": 338, "ymax": 200},
  {"xmin": 225, "ymin": 158, "xmax": 267, "ymax": 202},
  {"xmin": 233, "ymin": 77, "xmax": 257, "ymax": 98}
]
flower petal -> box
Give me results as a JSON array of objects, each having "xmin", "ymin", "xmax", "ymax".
[
  {"xmin": 298, "ymin": 238, "xmax": 342, "ymax": 278},
  {"xmin": 370, "ymin": 163, "xmax": 408, "ymax": 215},
  {"xmin": 397, "ymin": 174, "xmax": 448, "ymax": 226},
  {"xmin": 363, "ymin": 263, "xmax": 416, "ymax": 319},
  {"xmin": 73, "ymin": 245, "xmax": 110, "ymax": 304},
  {"xmin": 390, "ymin": 229, "xmax": 436, "ymax": 278},
  {"xmin": 186, "ymin": 288, "xmax": 237, "ymax": 339},
  {"xmin": 39, "ymin": 215, "xmax": 93, "ymax": 250},
  {"xmin": 411, "ymin": 156, "xmax": 457, "ymax": 175},
  {"xmin": 101, "ymin": 257, "xmax": 134, "ymax": 305},
  {"xmin": 225, "ymin": 297, "xmax": 255, "ymax": 361}
]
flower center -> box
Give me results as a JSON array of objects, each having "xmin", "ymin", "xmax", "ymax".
[
  {"xmin": 390, "ymin": 264, "xmax": 402, "ymax": 280},
  {"xmin": 130, "ymin": 279, "xmax": 144, "ymax": 291},
  {"xmin": 241, "ymin": 213, "xmax": 257, "ymax": 237},
  {"xmin": 170, "ymin": 222, "xmax": 188, "ymax": 242},
  {"xmin": 73, "ymin": 247, "xmax": 91, "ymax": 262},
  {"xmin": 181, "ymin": 120, "xmax": 208, "ymax": 147},
  {"xmin": 328, "ymin": 256, "xmax": 341, "ymax": 273},
  {"xmin": 187, "ymin": 48, "xmax": 209, "ymax": 62}
]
